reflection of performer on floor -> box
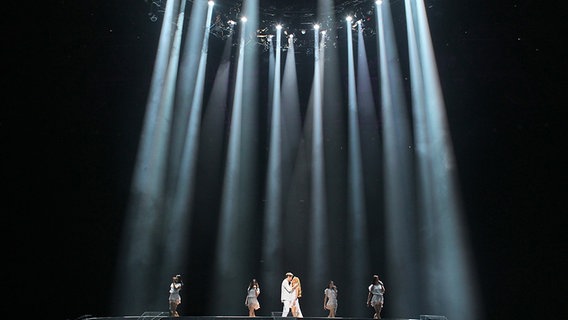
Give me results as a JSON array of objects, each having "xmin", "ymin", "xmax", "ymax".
[
  {"xmin": 281, "ymin": 272, "xmax": 296, "ymax": 316},
  {"xmin": 291, "ymin": 276, "xmax": 303, "ymax": 317}
]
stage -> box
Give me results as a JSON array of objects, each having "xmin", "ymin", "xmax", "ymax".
[{"xmin": 80, "ymin": 314, "xmax": 447, "ymax": 320}]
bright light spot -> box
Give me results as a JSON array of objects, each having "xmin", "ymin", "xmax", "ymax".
[
  {"xmin": 314, "ymin": 24, "xmax": 320, "ymax": 30},
  {"xmin": 376, "ymin": 0, "xmax": 383, "ymax": 5},
  {"xmin": 208, "ymin": 0, "xmax": 214, "ymax": 6},
  {"xmin": 276, "ymin": 24, "xmax": 282, "ymax": 30},
  {"xmin": 346, "ymin": 16, "xmax": 353, "ymax": 22},
  {"xmin": 241, "ymin": 16, "xmax": 247, "ymax": 23}
]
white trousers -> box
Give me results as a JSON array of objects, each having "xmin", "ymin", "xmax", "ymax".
[{"xmin": 282, "ymin": 300, "xmax": 293, "ymax": 316}]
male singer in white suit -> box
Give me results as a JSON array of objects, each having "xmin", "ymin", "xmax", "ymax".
[{"xmin": 281, "ymin": 272, "xmax": 295, "ymax": 316}]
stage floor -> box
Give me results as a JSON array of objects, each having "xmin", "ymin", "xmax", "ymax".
[{"xmin": 81, "ymin": 315, "xmax": 426, "ymax": 320}]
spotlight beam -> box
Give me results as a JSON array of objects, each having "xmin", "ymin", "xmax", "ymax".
[
  {"xmin": 344, "ymin": 19, "xmax": 374, "ymax": 316},
  {"xmin": 211, "ymin": 15, "xmax": 248, "ymax": 314},
  {"xmin": 160, "ymin": 0, "xmax": 215, "ymax": 278},
  {"xmin": 405, "ymin": 1, "xmax": 480, "ymax": 319},
  {"xmin": 308, "ymin": 24, "xmax": 329, "ymax": 310},
  {"xmin": 376, "ymin": 1, "xmax": 420, "ymax": 317},
  {"xmin": 113, "ymin": 0, "xmax": 185, "ymax": 314},
  {"xmin": 211, "ymin": 0, "xmax": 260, "ymax": 312},
  {"xmin": 167, "ymin": 0, "xmax": 210, "ymax": 189},
  {"xmin": 261, "ymin": 23, "xmax": 284, "ymax": 313}
]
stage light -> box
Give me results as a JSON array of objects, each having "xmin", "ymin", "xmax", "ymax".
[
  {"xmin": 241, "ymin": 16, "xmax": 247, "ymax": 23},
  {"xmin": 145, "ymin": 1, "xmax": 381, "ymax": 55},
  {"xmin": 314, "ymin": 24, "xmax": 320, "ymax": 30},
  {"xmin": 276, "ymin": 24, "xmax": 282, "ymax": 30},
  {"xmin": 346, "ymin": 16, "xmax": 353, "ymax": 22},
  {"xmin": 376, "ymin": 0, "xmax": 383, "ymax": 5}
]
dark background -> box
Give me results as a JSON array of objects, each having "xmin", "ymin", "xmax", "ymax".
[{"xmin": 7, "ymin": 0, "xmax": 565, "ymax": 319}]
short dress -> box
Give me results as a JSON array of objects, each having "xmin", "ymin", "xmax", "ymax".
[
  {"xmin": 169, "ymin": 282, "xmax": 182, "ymax": 304},
  {"xmin": 324, "ymin": 288, "xmax": 338, "ymax": 310},
  {"xmin": 368, "ymin": 283, "xmax": 384, "ymax": 306},
  {"xmin": 245, "ymin": 286, "xmax": 260, "ymax": 310}
]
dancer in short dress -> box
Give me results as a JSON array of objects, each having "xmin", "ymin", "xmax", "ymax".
[
  {"xmin": 323, "ymin": 280, "xmax": 338, "ymax": 317},
  {"xmin": 169, "ymin": 275, "xmax": 183, "ymax": 317},
  {"xmin": 366, "ymin": 275, "xmax": 386, "ymax": 319},
  {"xmin": 245, "ymin": 278, "xmax": 261, "ymax": 317}
]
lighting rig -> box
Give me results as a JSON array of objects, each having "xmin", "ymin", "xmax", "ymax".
[{"xmin": 144, "ymin": 0, "xmax": 379, "ymax": 53}]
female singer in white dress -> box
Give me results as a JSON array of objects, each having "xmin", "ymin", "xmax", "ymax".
[{"xmin": 291, "ymin": 276, "xmax": 303, "ymax": 317}]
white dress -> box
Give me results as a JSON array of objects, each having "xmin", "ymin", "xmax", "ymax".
[
  {"xmin": 324, "ymin": 288, "xmax": 338, "ymax": 310},
  {"xmin": 169, "ymin": 282, "xmax": 182, "ymax": 304},
  {"xmin": 368, "ymin": 283, "xmax": 384, "ymax": 306},
  {"xmin": 246, "ymin": 286, "xmax": 260, "ymax": 310},
  {"xmin": 292, "ymin": 283, "xmax": 303, "ymax": 317}
]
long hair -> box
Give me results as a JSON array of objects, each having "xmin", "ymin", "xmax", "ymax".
[
  {"xmin": 292, "ymin": 277, "xmax": 302, "ymax": 297},
  {"xmin": 248, "ymin": 278, "xmax": 259, "ymax": 291},
  {"xmin": 328, "ymin": 280, "xmax": 337, "ymax": 292}
]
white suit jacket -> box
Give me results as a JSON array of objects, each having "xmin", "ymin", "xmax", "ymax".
[{"xmin": 281, "ymin": 279, "xmax": 294, "ymax": 302}]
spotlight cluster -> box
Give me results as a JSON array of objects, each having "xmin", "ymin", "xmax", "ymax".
[{"xmin": 144, "ymin": 0, "xmax": 380, "ymax": 53}]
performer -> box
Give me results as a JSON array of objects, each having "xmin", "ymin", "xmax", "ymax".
[
  {"xmin": 323, "ymin": 280, "xmax": 338, "ymax": 317},
  {"xmin": 366, "ymin": 275, "xmax": 386, "ymax": 319},
  {"xmin": 291, "ymin": 276, "xmax": 303, "ymax": 317},
  {"xmin": 245, "ymin": 278, "xmax": 261, "ymax": 317},
  {"xmin": 169, "ymin": 274, "xmax": 183, "ymax": 317},
  {"xmin": 281, "ymin": 272, "xmax": 295, "ymax": 316}
]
